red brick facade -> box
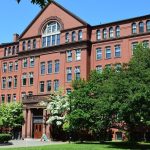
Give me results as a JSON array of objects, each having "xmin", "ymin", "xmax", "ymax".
[{"xmin": 0, "ymin": 1, "xmax": 150, "ymax": 140}]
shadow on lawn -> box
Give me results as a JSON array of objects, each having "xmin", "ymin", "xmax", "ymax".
[{"xmin": 76, "ymin": 141, "xmax": 150, "ymax": 149}]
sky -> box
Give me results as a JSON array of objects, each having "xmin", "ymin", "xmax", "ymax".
[{"xmin": 0, "ymin": 0, "xmax": 150, "ymax": 43}]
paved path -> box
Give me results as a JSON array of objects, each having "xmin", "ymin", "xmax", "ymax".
[{"xmin": 0, "ymin": 139, "xmax": 66, "ymax": 148}]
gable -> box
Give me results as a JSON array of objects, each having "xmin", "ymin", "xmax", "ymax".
[{"xmin": 20, "ymin": 1, "xmax": 88, "ymax": 39}]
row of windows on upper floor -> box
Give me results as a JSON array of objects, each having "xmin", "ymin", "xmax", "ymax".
[
  {"xmin": 95, "ymin": 40, "xmax": 149, "ymax": 60},
  {"xmin": 4, "ymin": 45, "xmax": 19, "ymax": 57},
  {"xmin": 0, "ymin": 87, "xmax": 72, "ymax": 103},
  {"xmin": 2, "ymin": 57, "xmax": 35, "ymax": 73},
  {"xmin": 96, "ymin": 63, "xmax": 122, "ymax": 73},
  {"xmin": 1, "ymin": 94, "xmax": 17, "ymax": 103},
  {"xmin": 1, "ymin": 65, "xmax": 80, "ymax": 90},
  {"xmin": 2, "ymin": 49, "xmax": 81, "ymax": 74},
  {"xmin": 1, "ymin": 73, "xmax": 33, "ymax": 89},
  {"xmin": 96, "ymin": 20, "xmax": 150, "ymax": 41},
  {"xmin": 21, "ymin": 31, "xmax": 83, "ymax": 51}
]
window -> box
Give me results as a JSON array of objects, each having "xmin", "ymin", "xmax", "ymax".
[
  {"xmin": 109, "ymin": 27, "xmax": 114, "ymax": 38},
  {"xmin": 8, "ymin": 47, "xmax": 12, "ymax": 56},
  {"xmin": 40, "ymin": 62, "xmax": 45, "ymax": 75},
  {"xmin": 132, "ymin": 23, "xmax": 137, "ymax": 34},
  {"xmin": 66, "ymin": 88, "xmax": 71, "ymax": 95},
  {"xmin": 28, "ymin": 91, "xmax": 33, "ymax": 96},
  {"xmin": 115, "ymin": 63, "xmax": 122, "ymax": 72},
  {"xmin": 16, "ymin": 45, "xmax": 19, "ymax": 53},
  {"xmin": 116, "ymin": 26, "xmax": 120, "ymax": 37},
  {"xmin": 143, "ymin": 40, "xmax": 149, "ymax": 48},
  {"xmin": 48, "ymin": 61, "xmax": 52, "ymax": 74},
  {"xmin": 8, "ymin": 77, "xmax": 12, "ymax": 89},
  {"xmin": 14, "ymin": 76, "xmax": 17, "ymax": 88},
  {"xmin": 2, "ymin": 77, "xmax": 6, "ymax": 89},
  {"xmin": 7, "ymin": 94, "xmax": 11, "ymax": 103},
  {"xmin": 96, "ymin": 65, "xmax": 102, "ymax": 73},
  {"xmin": 72, "ymin": 31, "xmax": 76, "ymax": 42},
  {"xmin": 29, "ymin": 72, "xmax": 34, "ymax": 85},
  {"xmin": 1, "ymin": 95, "xmax": 5, "ymax": 103},
  {"xmin": 105, "ymin": 64, "xmax": 111, "ymax": 69},
  {"xmin": 3, "ymin": 63, "xmax": 7, "ymax": 73},
  {"xmin": 22, "ymin": 41, "xmax": 26, "ymax": 51},
  {"xmin": 131, "ymin": 42, "xmax": 138, "ymax": 55},
  {"xmin": 47, "ymin": 80, "xmax": 51, "ymax": 92},
  {"xmin": 139, "ymin": 22, "xmax": 144, "ymax": 33},
  {"xmin": 21, "ymin": 92, "xmax": 26, "ymax": 100},
  {"xmin": 65, "ymin": 32, "xmax": 69, "ymax": 43},
  {"xmin": 23, "ymin": 58, "xmax": 27, "ymax": 68},
  {"xmin": 30, "ymin": 57, "xmax": 35, "ymax": 67},
  {"xmin": 115, "ymin": 45, "xmax": 121, "ymax": 57},
  {"xmin": 13, "ymin": 94, "xmax": 16, "ymax": 101},
  {"xmin": 55, "ymin": 60, "xmax": 60, "ymax": 73},
  {"xmin": 96, "ymin": 30, "xmax": 101, "ymax": 40},
  {"xmin": 33, "ymin": 39, "xmax": 36, "ymax": 49},
  {"xmin": 4, "ymin": 48, "xmax": 8, "ymax": 56},
  {"xmin": 66, "ymin": 67, "xmax": 72, "ymax": 82},
  {"xmin": 12, "ymin": 46, "xmax": 15, "ymax": 55},
  {"xmin": 15, "ymin": 61, "xmax": 18, "ymax": 71},
  {"xmin": 96, "ymin": 48, "xmax": 102, "ymax": 60},
  {"xmin": 54, "ymin": 80, "xmax": 59, "ymax": 91},
  {"xmin": 75, "ymin": 49, "xmax": 81, "ymax": 61},
  {"xmin": 103, "ymin": 29, "xmax": 107, "ymax": 39},
  {"xmin": 78, "ymin": 30, "xmax": 82, "ymax": 41},
  {"xmin": 40, "ymin": 81, "xmax": 45, "ymax": 92},
  {"xmin": 75, "ymin": 66, "xmax": 80, "ymax": 80},
  {"xmin": 105, "ymin": 47, "xmax": 111, "ymax": 59},
  {"xmin": 27, "ymin": 40, "xmax": 31, "ymax": 50},
  {"xmin": 42, "ymin": 21, "xmax": 61, "ymax": 47},
  {"xmin": 22, "ymin": 73, "xmax": 27, "ymax": 86},
  {"xmin": 67, "ymin": 50, "xmax": 72, "ymax": 62},
  {"xmin": 146, "ymin": 20, "xmax": 150, "ymax": 32},
  {"xmin": 9, "ymin": 62, "xmax": 13, "ymax": 72}
]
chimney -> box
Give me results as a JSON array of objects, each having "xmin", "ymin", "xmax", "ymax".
[{"xmin": 13, "ymin": 33, "xmax": 19, "ymax": 42}]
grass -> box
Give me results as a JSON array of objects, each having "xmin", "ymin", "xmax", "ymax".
[{"xmin": 1, "ymin": 142, "xmax": 150, "ymax": 150}]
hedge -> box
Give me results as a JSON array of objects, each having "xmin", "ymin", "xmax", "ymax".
[{"xmin": 0, "ymin": 134, "xmax": 12, "ymax": 143}]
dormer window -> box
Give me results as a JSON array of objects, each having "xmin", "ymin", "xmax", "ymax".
[{"xmin": 42, "ymin": 21, "xmax": 61, "ymax": 47}]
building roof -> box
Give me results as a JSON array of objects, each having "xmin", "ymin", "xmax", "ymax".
[
  {"xmin": 93, "ymin": 14, "xmax": 150, "ymax": 29},
  {"xmin": 19, "ymin": 0, "xmax": 90, "ymax": 39}
]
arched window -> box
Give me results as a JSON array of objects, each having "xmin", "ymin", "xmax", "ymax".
[
  {"xmin": 109, "ymin": 27, "xmax": 114, "ymax": 38},
  {"xmin": 33, "ymin": 39, "xmax": 36, "ymax": 49},
  {"xmin": 72, "ymin": 31, "xmax": 76, "ymax": 42},
  {"xmin": 78, "ymin": 30, "xmax": 82, "ymax": 41},
  {"xmin": 65, "ymin": 32, "xmax": 69, "ymax": 42},
  {"xmin": 132, "ymin": 23, "xmax": 137, "ymax": 34},
  {"xmin": 22, "ymin": 41, "xmax": 26, "ymax": 51},
  {"xmin": 139, "ymin": 22, "xmax": 144, "ymax": 33},
  {"xmin": 116, "ymin": 26, "xmax": 120, "ymax": 37},
  {"xmin": 42, "ymin": 21, "xmax": 61, "ymax": 47},
  {"xmin": 27, "ymin": 40, "xmax": 31, "ymax": 50},
  {"xmin": 12, "ymin": 46, "xmax": 15, "ymax": 55},
  {"xmin": 96, "ymin": 30, "xmax": 100, "ymax": 40},
  {"xmin": 146, "ymin": 20, "xmax": 150, "ymax": 32},
  {"xmin": 103, "ymin": 28, "xmax": 107, "ymax": 39}
]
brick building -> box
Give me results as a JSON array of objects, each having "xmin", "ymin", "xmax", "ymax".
[{"xmin": 0, "ymin": 1, "xmax": 150, "ymax": 140}]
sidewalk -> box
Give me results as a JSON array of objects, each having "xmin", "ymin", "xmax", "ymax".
[{"xmin": 0, "ymin": 139, "xmax": 66, "ymax": 148}]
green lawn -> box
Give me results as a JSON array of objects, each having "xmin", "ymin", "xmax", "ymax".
[{"xmin": 1, "ymin": 142, "xmax": 150, "ymax": 150}]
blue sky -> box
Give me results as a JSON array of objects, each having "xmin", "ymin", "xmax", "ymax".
[{"xmin": 0, "ymin": 0, "xmax": 150, "ymax": 43}]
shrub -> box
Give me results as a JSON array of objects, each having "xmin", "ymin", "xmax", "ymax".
[{"xmin": 0, "ymin": 134, "xmax": 12, "ymax": 143}]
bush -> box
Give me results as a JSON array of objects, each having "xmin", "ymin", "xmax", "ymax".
[{"xmin": 0, "ymin": 134, "xmax": 12, "ymax": 143}]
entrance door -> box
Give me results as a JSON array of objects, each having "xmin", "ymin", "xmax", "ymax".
[{"xmin": 34, "ymin": 124, "xmax": 43, "ymax": 139}]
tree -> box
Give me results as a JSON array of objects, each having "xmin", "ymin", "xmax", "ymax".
[
  {"xmin": 69, "ymin": 44, "xmax": 150, "ymax": 142},
  {"xmin": 0, "ymin": 102, "xmax": 24, "ymax": 129},
  {"xmin": 16, "ymin": 0, "xmax": 52, "ymax": 8},
  {"xmin": 40, "ymin": 90, "xmax": 70, "ymax": 140}
]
